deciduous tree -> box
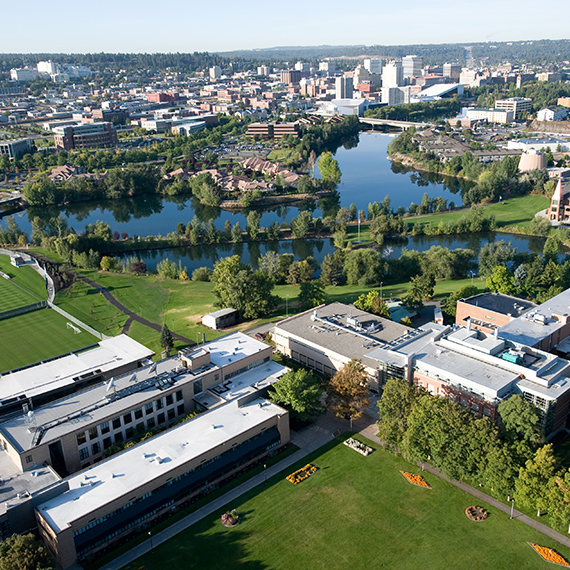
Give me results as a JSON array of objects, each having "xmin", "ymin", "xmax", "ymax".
[
  {"xmin": 326, "ymin": 360, "xmax": 370, "ymax": 420},
  {"xmin": 268, "ymin": 369, "xmax": 325, "ymax": 421}
]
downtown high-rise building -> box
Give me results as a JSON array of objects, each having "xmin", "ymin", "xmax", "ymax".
[
  {"xmin": 402, "ymin": 55, "xmax": 423, "ymax": 78},
  {"xmin": 335, "ymin": 75, "xmax": 354, "ymax": 99}
]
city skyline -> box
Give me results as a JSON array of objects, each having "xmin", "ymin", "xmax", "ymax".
[{"xmin": 1, "ymin": 0, "xmax": 568, "ymax": 54}]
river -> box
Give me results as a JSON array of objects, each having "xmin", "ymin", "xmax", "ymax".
[{"xmin": 3, "ymin": 132, "xmax": 546, "ymax": 273}]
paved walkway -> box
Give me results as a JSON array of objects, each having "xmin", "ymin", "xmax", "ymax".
[
  {"xmin": 91, "ymin": 409, "xmax": 570, "ymax": 570},
  {"xmin": 77, "ymin": 275, "xmax": 194, "ymax": 346}
]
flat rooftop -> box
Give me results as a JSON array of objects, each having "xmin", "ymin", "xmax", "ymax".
[
  {"xmin": 36, "ymin": 397, "xmax": 285, "ymax": 533},
  {"xmin": 499, "ymin": 289, "xmax": 570, "ymax": 346},
  {"xmin": 275, "ymin": 303, "xmax": 414, "ymax": 365},
  {"xmin": 0, "ymin": 450, "xmax": 61, "ymax": 516},
  {"xmin": 0, "ymin": 332, "xmax": 271, "ymax": 453},
  {"xmin": 0, "ymin": 335, "xmax": 154, "ymax": 410},
  {"xmin": 460, "ymin": 293, "xmax": 536, "ymax": 318}
]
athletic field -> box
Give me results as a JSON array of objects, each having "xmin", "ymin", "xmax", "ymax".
[
  {"xmin": 0, "ymin": 275, "xmax": 39, "ymax": 312},
  {"xmin": 0, "ymin": 309, "xmax": 97, "ymax": 372}
]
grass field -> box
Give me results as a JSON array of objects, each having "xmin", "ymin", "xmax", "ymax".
[
  {"xmin": 124, "ymin": 435, "xmax": 569, "ymax": 570},
  {"xmin": 0, "ymin": 308, "xmax": 97, "ymax": 372},
  {"xmin": 0, "ymin": 254, "xmax": 48, "ymax": 300},
  {"xmin": 0, "ymin": 276, "xmax": 38, "ymax": 312}
]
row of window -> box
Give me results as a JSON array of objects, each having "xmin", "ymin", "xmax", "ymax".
[
  {"xmin": 290, "ymin": 350, "xmax": 334, "ymax": 377},
  {"xmin": 225, "ymin": 357, "xmax": 269, "ymax": 381},
  {"xmin": 78, "ymin": 404, "xmax": 185, "ymax": 464},
  {"xmin": 77, "ymin": 391, "xmax": 184, "ymax": 447}
]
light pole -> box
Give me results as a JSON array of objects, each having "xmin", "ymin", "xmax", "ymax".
[
  {"xmin": 469, "ymin": 270, "xmax": 475, "ymax": 285},
  {"xmin": 510, "ymin": 499, "xmax": 515, "ymax": 520},
  {"xmin": 286, "ymin": 295, "xmax": 289, "ymax": 318},
  {"xmin": 148, "ymin": 530, "xmax": 153, "ymax": 549},
  {"xmin": 380, "ymin": 282, "xmax": 383, "ymax": 302}
]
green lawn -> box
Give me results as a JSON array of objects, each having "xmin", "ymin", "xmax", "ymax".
[
  {"xmin": 0, "ymin": 308, "xmax": 97, "ymax": 372},
  {"xmin": 0, "ymin": 254, "xmax": 48, "ymax": 300},
  {"xmin": 0, "ymin": 276, "xmax": 38, "ymax": 312},
  {"xmin": 54, "ymin": 279, "xmax": 128, "ymax": 336},
  {"xmin": 407, "ymin": 195, "xmax": 551, "ymax": 231},
  {"xmin": 267, "ymin": 148, "xmax": 293, "ymax": 162},
  {"xmin": 124, "ymin": 435, "xmax": 569, "ymax": 570}
]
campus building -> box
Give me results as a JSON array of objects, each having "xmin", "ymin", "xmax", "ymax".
[
  {"xmin": 35, "ymin": 395, "xmax": 289, "ymax": 568},
  {"xmin": 455, "ymin": 292, "xmax": 536, "ymax": 333},
  {"xmin": 0, "ymin": 333, "xmax": 281, "ymax": 477},
  {"xmin": 0, "ymin": 138, "xmax": 32, "ymax": 160},
  {"xmin": 547, "ymin": 178, "xmax": 570, "ymax": 223},
  {"xmin": 53, "ymin": 122, "xmax": 118, "ymax": 150},
  {"xmin": 494, "ymin": 97, "xmax": 532, "ymax": 119}
]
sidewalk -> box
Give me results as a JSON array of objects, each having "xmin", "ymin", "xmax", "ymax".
[{"xmin": 99, "ymin": 413, "xmax": 341, "ymax": 570}]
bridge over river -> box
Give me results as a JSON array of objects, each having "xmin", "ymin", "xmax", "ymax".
[{"xmin": 359, "ymin": 117, "xmax": 426, "ymax": 129}]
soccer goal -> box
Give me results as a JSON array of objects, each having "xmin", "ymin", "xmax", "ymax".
[{"xmin": 67, "ymin": 322, "xmax": 81, "ymax": 334}]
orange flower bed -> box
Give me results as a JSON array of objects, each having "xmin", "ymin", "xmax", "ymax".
[
  {"xmin": 529, "ymin": 543, "xmax": 570, "ymax": 566},
  {"xmin": 286, "ymin": 464, "xmax": 317, "ymax": 484},
  {"xmin": 400, "ymin": 471, "xmax": 431, "ymax": 488}
]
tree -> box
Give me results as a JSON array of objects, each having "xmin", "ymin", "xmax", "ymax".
[
  {"xmin": 246, "ymin": 210, "xmax": 261, "ymax": 240},
  {"xmin": 478, "ymin": 240, "xmax": 516, "ymax": 278},
  {"xmin": 0, "ymin": 533, "xmax": 54, "ymax": 570},
  {"xmin": 160, "ymin": 324, "xmax": 174, "ymax": 353},
  {"xmin": 326, "ymin": 359, "xmax": 370, "ymax": 420},
  {"xmin": 441, "ymin": 285, "xmax": 479, "ymax": 319},
  {"xmin": 515, "ymin": 444, "xmax": 557, "ymax": 517},
  {"xmin": 291, "ymin": 211, "xmax": 312, "ymax": 238},
  {"xmin": 211, "ymin": 255, "xmax": 278, "ymax": 320},
  {"xmin": 231, "ymin": 222, "xmax": 242, "ymax": 243},
  {"xmin": 546, "ymin": 469, "xmax": 570, "ymax": 532},
  {"xmin": 404, "ymin": 272, "xmax": 435, "ymax": 310},
  {"xmin": 376, "ymin": 378, "xmax": 421, "ymax": 451},
  {"xmin": 298, "ymin": 279, "xmax": 326, "ymax": 310},
  {"xmin": 354, "ymin": 290, "xmax": 390, "ymax": 319},
  {"xmin": 343, "ymin": 249, "xmax": 384, "ymax": 286},
  {"xmin": 486, "ymin": 266, "xmax": 517, "ymax": 295},
  {"xmin": 498, "ymin": 395, "xmax": 543, "ymax": 466},
  {"xmin": 268, "ymin": 369, "xmax": 325, "ymax": 421},
  {"xmin": 317, "ymin": 151, "xmax": 341, "ymax": 189}
]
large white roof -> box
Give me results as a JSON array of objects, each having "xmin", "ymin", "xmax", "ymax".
[{"xmin": 36, "ymin": 397, "xmax": 286, "ymax": 532}]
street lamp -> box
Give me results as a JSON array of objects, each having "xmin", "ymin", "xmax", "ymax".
[
  {"xmin": 380, "ymin": 282, "xmax": 383, "ymax": 302},
  {"xmin": 148, "ymin": 531, "xmax": 153, "ymax": 549},
  {"xmin": 286, "ymin": 295, "xmax": 289, "ymax": 318},
  {"xmin": 510, "ymin": 498, "xmax": 515, "ymax": 520}
]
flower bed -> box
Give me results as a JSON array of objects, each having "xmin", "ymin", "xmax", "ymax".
[
  {"xmin": 529, "ymin": 543, "xmax": 570, "ymax": 566},
  {"xmin": 221, "ymin": 509, "xmax": 240, "ymax": 527},
  {"xmin": 343, "ymin": 437, "xmax": 373, "ymax": 456},
  {"xmin": 400, "ymin": 471, "xmax": 431, "ymax": 488},
  {"xmin": 286, "ymin": 464, "xmax": 317, "ymax": 485},
  {"xmin": 465, "ymin": 506, "xmax": 488, "ymax": 522}
]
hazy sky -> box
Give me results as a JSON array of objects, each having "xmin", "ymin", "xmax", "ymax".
[{"xmin": 2, "ymin": 0, "xmax": 568, "ymax": 54}]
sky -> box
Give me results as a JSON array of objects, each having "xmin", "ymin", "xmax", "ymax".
[{"xmin": 1, "ymin": 0, "xmax": 568, "ymax": 54}]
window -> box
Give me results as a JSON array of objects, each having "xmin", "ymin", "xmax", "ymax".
[
  {"xmin": 157, "ymin": 413, "xmax": 165, "ymax": 424},
  {"xmin": 92, "ymin": 442, "xmax": 101, "ymax": 455},
  {"xmin": 156, "ymin": 398, "xmax": 164, "ymax": 410},
  {"xmin": 125, "ymin": 427, "xmax": 134, "ymax": 439},
  {"xmin": 145, "ymin": 402, "xmax": 153, "ymax": 414},
  {"xmin": 100, "ymin": 422, "xmax": 110, "ymax": 435},
  {"xmin": 112, "ymin": 418, "xmax": 121, "ymax": 430},
  {"xmin": 193, "ymin": 380, "xmax": 202, "ymax": 395},
  {"xmin": 79, "ymin": 448, "xmax": 89, "ymax": 461},
  {"xmin": 134, "ymin": 408, "xmax": 143, "ymax": 420},
  {"xmin": 26, "ymin": 455, "xmax": 33, "ymax": 464},
  {"xmin": 103, "ymin": 437, "xmax": 112, "ymax": 450},
  {"xmin": 308, "ymin": 358, "xmax": 314, "ymax": 368},
  {"xmin": 147, "ymin": 418, "xmax": 156, "ymax": 429},
  {"xmin": 89, "ymin": 427, "xmax": 98, "ymax": 440},
  {"xmin": 177, "ymin": 404, "xmax": 185, "ymax": 416},
  {"xmin": 114, "ymin": 432, "xmax": 123, "ymax": 443},
  {"xmin": 77, "ymin": 432, "xmax": 87, "ymax": 445},
  {"xmin": 176, "ymin": 390, "xmax": 183, "ymax": 402},
  {"xmin": 167, "ymin": 409, "xmax": 175, "ymax": 421},
  {"xmin": 123, "ymin": 412, "xmax": 132, "ymax": 424},
  {"xmin": 166, "ymin": 394, "xmax": 173, "ymax": 406},
  {"xmin": 136, "ymin": 422, "xmax": 145, "ymax": 432}
]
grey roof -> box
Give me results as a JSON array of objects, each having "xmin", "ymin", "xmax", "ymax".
[
  {"xmin": 275, "ymin": 303, "xmax": 413, "ymax": 367},
  {"xmin": 499, "ymin": 288, "xmax": 570, "ymax": 346},
  {"xmin": 460, "ymin": 292, "xmax": 536, "ymax": 318}
]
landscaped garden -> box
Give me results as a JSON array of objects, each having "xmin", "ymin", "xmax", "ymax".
[{"xmin": 123, "ymin": 435, "xmax": 570, "ymax": 570}]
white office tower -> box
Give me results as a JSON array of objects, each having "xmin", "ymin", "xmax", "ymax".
[
  {"xmin": 443, "ymin": 63, "xmax": 461, "ymax": 80},
  {"xmin": 353, "ymin": 65, "xmax": 370, "ymax": 86},
  {"xmin": 295, "ymin": 61, "xmax": 310, "ymax": 75},
  {"xmin": 335, "ymin": 76, "xmax": 354, "ymax": 99},
  {"xmin": 402, "ymin": 55, "xmax": 423, "ymax": 78},
  {"xmin": 319, "ymin": 61, "xmax": 336, "ymax": 74},
  {"xmin": 37, "ymin": 61, "xmax": 59, "ymax": 75},
  {"xmin": 364, "ymin": 58, "xmax": 383, "ymax": 75},
  {"xmin": 257, "ymin": 65, "xmax": 269, "ymax": 76},
  {"xmin": 209, "ymin": 66, "xmax": 222, "ymax": 80},
  {"xmin": 382, "ymin": 61, "xmax": 403, "ymax": 88},
  {"xmin": 382, "ymin": 87, "xmax": 406, "ymax": 106}
]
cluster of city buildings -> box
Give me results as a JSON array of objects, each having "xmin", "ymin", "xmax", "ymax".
[{"xmin": 10, "ymin": 61, "xmax": 92, "ymax": 83}]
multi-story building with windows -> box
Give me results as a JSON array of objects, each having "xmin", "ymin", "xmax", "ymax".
[
  {"xmin": 402, "ymin": 55, "xmax": 423, "ymax": 79},
  {"xmin": 0, "ymin": 138, "xmax": 32, "ymax": 160},
  {"xmin": 494, "ymin": 97, "xmax": 532, "ymax": 119},
  {"xmin": 53, "ymin": 122, "xmax": 117, "ymax": 150},
  {"xmin": 0, "ymin": 333, "xmax": 281, "ymax": 477},
  {"xmin": 35, "ymin": 395, "xmax": 289, "ymax": 569},
  {"xmin": 382, "ymin": 61, "xmax": 404, "ymax": 88}
]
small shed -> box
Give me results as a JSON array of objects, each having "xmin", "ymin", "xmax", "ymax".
[
  {"xmin": 202, "ymin": 308, "xmax": 239, "ymax": 330},
  {"xmin": 10, "ymin": 254, "xmax": 24, "ymax": 268}
]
